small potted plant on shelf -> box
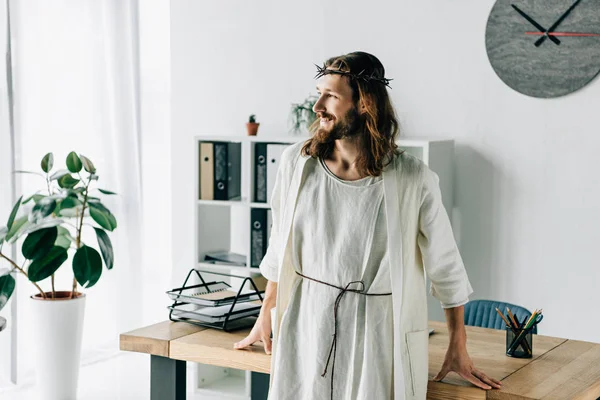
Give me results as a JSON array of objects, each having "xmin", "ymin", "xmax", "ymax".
[
  {"xmin": 0, "ymin": 151, "xmax": 117, "ymax": 400},
  {"xmin": 289, "ymin": 94, "xmax": 318, "ymax": 135},
  {"xmin": 246, "ymin": 114, "xmax": 260, "ymax": 136}
]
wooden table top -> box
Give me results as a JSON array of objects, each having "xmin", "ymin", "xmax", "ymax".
[{"xmin": 120, "ymin": 320, "xmax": 600, "ymax": 400}]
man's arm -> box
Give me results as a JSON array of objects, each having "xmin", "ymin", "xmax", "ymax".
[
  {"xmin": 445, "ymin": 305, "xmax": 467, "ymax": 349},
  {"xmin": 433, "ymin": 305, "xmax": 502, "ymax": 390},
  {"xmin": 233, "ymin": 280, "xmax": 277, "ymax": 354}
]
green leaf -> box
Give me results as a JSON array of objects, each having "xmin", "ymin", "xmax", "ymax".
[
  {"xmin": 49, "ymin": 169, "xmax": 70, "ymax": 181},
  {"xmin": 80, "ymin": 155, "xmax": 96, "ymax": 174},
  {"xmin": 32, "ymin": 194, "xmax": 46, "ymax": 204},
  {"xmin": 27, "ymin": 246, "xmax": 68, "ymax": 282},
  {"xmin": 94, "ymin": 228, "xmax": 114, "ymax": 270},
  {"xmin": 22, "ymin": 227, "xmax": 58, "ymax": 260},
  {"xmin": 54, "ymin": 226, "xmax": 75, "ymax": 249},
  {"xmin": 57, "ymin": 174, "xmax": 80, "ymax": 189},
  {"xmin": 66, "ymin": 151, "xmax": 82, "ymax": 173},
  {"xmin": 30, "ymin": 198, "xmax": 57, "ymax": 223},
  {"xmin": 98, "ymin": 189, "xmax": 117, "ymax": 195},
  {"xmin": 88, "ymin": 203, "xmax": 117, "ymax": 231},
  {"xmin": 0, "ymin": 226, "xmax": 7, "ymax": 245},
  {"xmin": 0, "ymin": 274, "xmax": 16, "ymax": 312},
  {"xmin": 72, "ymin": 245, "xmax": 102, "ymax": 288},
  {"xmin": 23, "ymin": 193, "xmax": 43, "ymax": 205},
  {"xmin": 54, "ymin": 235, "xmax": 71, "ymax": 249},
  {"xmin": 41, "ymin": 153, "xmax": 54, "ymax": 173},
  {"xmin": 57, "ymin": 226, "xmax": 73, "ymax": 238},
  {"xmin": 20, "ymin": 218, "xmax": 63, "ymax": 237},
  {"xmin": 7, "ymin": 196, "xmax": 23, "ymax": 230},
  {"xmin": 55, "ymin": 197, "xmax": 82, "ymax": 215},
  {"xmin": 5, "ymin": 216, "xmax": 28, "ymax": 242}
]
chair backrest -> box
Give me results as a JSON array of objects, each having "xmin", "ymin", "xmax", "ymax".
[{"xmin": 464, "ymin": 299, "xmax": 537, "ymax": 334}]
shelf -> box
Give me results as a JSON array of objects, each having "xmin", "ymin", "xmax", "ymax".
[
  {"xmin": 194, "ymin": 373, "xmax": 248, "ymax": 399},
  {"xmin": 195, "ymin": 200, "xmax": 272, "ymax": 209},
  {"xmin": 197, "ymin": 262, "xmax": 248, "ymax": 271},
  {"xmin": 249, "ymin": 202, "xmax": 270, "ymax": 209},
  {"xmin": 197, "ymin": 199, "xmax": 246, "ymax": 207}
]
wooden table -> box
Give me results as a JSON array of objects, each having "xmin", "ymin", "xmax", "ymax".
[{"xmin": 120, "ymin": 320, "xmax": 600, "ymax": 399}]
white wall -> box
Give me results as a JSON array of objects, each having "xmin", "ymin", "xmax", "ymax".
[{"xmin": 171, "ymin": 0, "xmax": 600, "ymax": 343}]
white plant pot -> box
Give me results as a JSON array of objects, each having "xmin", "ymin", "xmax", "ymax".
[{"xmin": 29, "ymin": 291, "xmax": 86, "ymax": 400}]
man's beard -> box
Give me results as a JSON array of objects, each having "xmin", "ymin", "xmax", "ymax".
[{"xmin": 313, "ymin": 107, "xmax": 364, "ymax": 143}]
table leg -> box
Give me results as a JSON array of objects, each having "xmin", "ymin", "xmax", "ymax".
[
  {"xmin": 150, "ymin": 355, "xmax": 186, "ymax": 400},
  {"xmin": 251, "ymin": 371, "xmax": 270, "ymax": 399}
]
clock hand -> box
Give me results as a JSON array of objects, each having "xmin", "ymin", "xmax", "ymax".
[
  {"xmin": 535, "ymin": 0, "xmax": 583, "ymax": 47},
  {"xmin": 511, "ymin": 5, "xmax": 561, "ymax": 45},
  {"xmin": 526, "ymin": 31, "xmax": 600, "ymax": 37}
]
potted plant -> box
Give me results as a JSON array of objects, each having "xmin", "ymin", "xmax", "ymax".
[
  {"xmin": 0, "ymin": 151, "xmax": 117, "ymax": 400},
  {"xmin": 246, "ymin": 114, "xmax": 260, "ymax": 136},
  {"xmin": 289, "ymin": 94, "xmax": 318, "ymax": 135}
]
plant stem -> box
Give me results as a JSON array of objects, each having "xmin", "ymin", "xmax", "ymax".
[
  {"xmin": 0, "ymin": 252, "xmax": 47, "ymax": 299},
  {"xmin": 71, "ymin": 176, "xmax": 90, "ymax": 299},
  {"xmin": 46, "ymin": 175, "xmax": 56, "ymax": 300}
]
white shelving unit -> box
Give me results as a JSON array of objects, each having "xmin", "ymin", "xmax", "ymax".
[{"xmin": 191, "ymin": 135, "xmax": 456, "ymax": 398}]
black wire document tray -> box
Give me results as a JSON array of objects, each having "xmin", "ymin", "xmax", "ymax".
[
  {"xmin": 166, "ymin": 282, "xmax": 262, "ymax": 307},
  {"xmin": 167, "ymin": 268, "xmax": 266, "ymax": 332}
]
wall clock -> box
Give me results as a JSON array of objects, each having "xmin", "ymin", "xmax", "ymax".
[{"xmin": 485, "ymin": 0, "xmax": 600, "ymax": 98}]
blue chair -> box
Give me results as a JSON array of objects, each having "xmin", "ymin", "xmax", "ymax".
[{"xmin": 464, "ymin": 299, "xmax": 537, "ymax": 334}]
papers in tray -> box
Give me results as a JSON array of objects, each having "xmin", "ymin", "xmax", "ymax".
[
  {"xmin": 168, "ymin": 301, "xmax": 261, "ymax": 323},
  {"xmin": 166, "ymin": 280, "xmax": 263, "ymax": 307}
]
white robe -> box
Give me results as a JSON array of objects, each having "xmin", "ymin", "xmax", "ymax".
[
  {"xmin": 269, "ymin": 157, "xmax": 394, "ymax": 399},
  {"xmin": 260, "ymin": 141, "xmax": 474, "ymax": 399}
]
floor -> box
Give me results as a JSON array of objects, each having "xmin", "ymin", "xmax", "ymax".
[{"xmin": 0, "ymin": 352, "xmax": 231, "ymax": 400}]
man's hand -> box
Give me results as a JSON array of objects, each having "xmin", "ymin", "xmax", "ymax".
[
  {"xmin": 233, "ymin": 307, "xmax": 273, "ymax": 355},
  {"xmin": 234, "ymin": 280, "xmax": 277, "ymax": 355},
  {"xmin": 439, "ymin": 305, "xmax": 502, "ymax": 390},
  {"xmin": 433, "ymin": 345, "xmax": 502, "ymax": 390}
]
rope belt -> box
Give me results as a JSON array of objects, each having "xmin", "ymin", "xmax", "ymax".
[{"xmin": 295, "ymin": 270, "xmax": 392, "ymax": 400}]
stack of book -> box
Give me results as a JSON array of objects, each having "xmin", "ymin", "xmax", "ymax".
[{"xmin": 199, "ymin": 141, "xmax": 242, "ymax": 201}]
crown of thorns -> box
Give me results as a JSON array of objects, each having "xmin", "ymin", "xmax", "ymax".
[{"xmin": 314, "ymin": 63, "xmax": 393, "ymax": 89}]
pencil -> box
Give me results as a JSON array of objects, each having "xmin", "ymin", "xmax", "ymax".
[
  {"xmin": 496, "ymin": 307, "xmax": 513, "ymax": 328},
  {"xmin": 506, "ymin": 307, "xmax": 519, "ymax": 329}
]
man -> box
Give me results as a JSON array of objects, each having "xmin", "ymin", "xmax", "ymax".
[{"xmin": 234, "ymin": 51, "xmax": 502, "ymax": 399}]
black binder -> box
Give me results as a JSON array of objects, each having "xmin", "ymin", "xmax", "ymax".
[
  {"xmin": 250, "ymin": 208, "xmax": 268, "ymax": 268},
  {"xmin": 254, "ymin": 143, "xmax": 268, "ymax": 202},
  {"xmin": 227, "ymin": 142, "xmax": 241, "ymax": 200},
  {"xmin": 213, "ymin": 142, "xmax": 241, "ymax": 201}
]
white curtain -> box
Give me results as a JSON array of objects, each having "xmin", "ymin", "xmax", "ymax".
[
  {"xmin": 0, "ymin": 0, "xmax": 16, "ymax": 385},
  {"xmin": 6, "ymin": 0, "xmax": 144, "ymax": 383}
]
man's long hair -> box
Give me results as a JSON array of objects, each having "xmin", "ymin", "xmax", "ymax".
[{"xmin": 301, "ymin": 52, "xmax": 401, "ymax": 177}]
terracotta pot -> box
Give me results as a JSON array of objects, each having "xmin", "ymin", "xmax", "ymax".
[
  {"xmin": 29, "ymin": 291, "xmax": 86, "ymax": 400},
  {"xmin": 246, "ymin": 122, "xmax": 260, "ymax": 136}
]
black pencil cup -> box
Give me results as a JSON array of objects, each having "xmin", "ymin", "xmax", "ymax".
[{"xmin": 505, "ymin": 326, "xmax": 533, "ymax": 358}]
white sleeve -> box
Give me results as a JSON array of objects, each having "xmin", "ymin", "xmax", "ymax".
[
  {"xmin": 418, "ymin": 167, "xmax": 474, "ymax": 306},
  {"xmin": 441, "ymin": 297, "xmax": 470, "ymax": 309},
  {"xmin": 258, "ymin": 154, "xmax": 285, "ymax": 282}
]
